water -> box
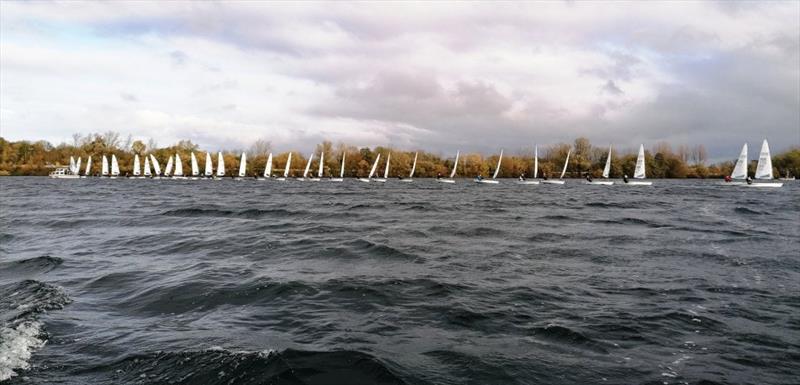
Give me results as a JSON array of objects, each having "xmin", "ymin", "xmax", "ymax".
[{"xmin": 1, "ymin": 177, "xmax": 798, "ymax": 384}]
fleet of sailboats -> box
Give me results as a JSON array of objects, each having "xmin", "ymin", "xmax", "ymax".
[{"xmin": 724, "ymin": 140, "xmax": 783, "ymax": 188}]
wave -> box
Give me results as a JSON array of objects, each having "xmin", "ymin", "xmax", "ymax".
[
  {"xmin": 528, "ymin": 324, "xmax": 609, "ymax": 354},
  {"xmin": 344, "ymin": 239, "xmax": 422, "ymax": 262},
  {"xmin": 0, "ymin": 256, "xmax": 63, "ymax": 279},
  {"xmin": 733, "ymin": 207, "xmax": 768, "ymax": 215},
  {"xmin": 161, "ymin": 207, "xmax": 310, "ymax": 219}
]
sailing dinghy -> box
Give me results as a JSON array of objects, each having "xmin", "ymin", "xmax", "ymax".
[
  {"xmin": 749, "ymin": 140, "xmax": 782, "ymax": 187},
  {"xmin": 310, "ymin": 152, "xmax": 324, "ymax": 181},
  {"xmin": 110, "ymin": 154, "xmax": 120, "ymax": 178},
  {"xmin": 236, "ymin": 152, "xmax": 247, "ymax": 180},
  {"xmin": 299, "ymin": 153, "xmax": 314, "ymax": 180},
  {"xmin": 173, "ymin": 154, "xmax": 186, "ymax": 179},
  {"xmin": 400, "ymin": 152, "xmax": 418, "ymax": 182},
  {"xmin": 101, "ymin": 155, "xmax": 110, "ymax": 177},
  {"xmin": 216, "ymin": 152, "xmax": 225, "ymax": 179},
  {"xmin": 358, "ymin": 154, "xmax": 381, "ymax": 182},
  {"xmin": 331, "ymin": 153, "xmax": 345, "ymax": 182},
  {"xmin": 260, "ymin": 153, "xmax": 273, "ymax": 180},
  {"xmin": 623, "ymin": 145, "xmax": 652, "ymax": 185},
  {"xmin": 275, "ymin": 152, "xmax": 292, "ymax": 181},
  {"xmin": 542, "ymin": 148, "xmax": 570, "ymax": 185},
  {"xmin": 143, "ymin": 155, "xmax": 152, "ymax": 178},
  {"xmin": 190, "ymin": 153, "xmax": 200, "ymax": 180},
  {"xmin": 437, "ymin": 151, "xmax": 459, "ymax": 183},
  {"xmin": 586, "ymin": 145, "xmax": 614, "ymax": 185},
  {"xmin": 133, "ymin": 154, "xmax": 142, "ymax": 178},
  {"xmin": 150, "ymin": 155, "xmax": 162, "ymax": 178},
  {"xmin": 82, "ymin": 156, "xmax": 92, "ymax": 178},
  {"xmin": 374, "ymin": 154, "xmax": 390, "ymax": 182},
  {"xmin": 516, "ymin": 145, "xmax": 540, "ymax": 185},
  {"xmin": 476, "ymin": 150, "xmax": 502, "ymax": 184},
  {"xmin": 163, "ymin": 155, "xmax": 174, "ymax": 178},
  {"xmin": 204, "ymin": 152, "xmax": 213, "ymax": 178}
]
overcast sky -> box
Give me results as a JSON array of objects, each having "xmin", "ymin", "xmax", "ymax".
[{"xmin": 1, "ymin": 1, "xmax": 798, "ymax": 158}]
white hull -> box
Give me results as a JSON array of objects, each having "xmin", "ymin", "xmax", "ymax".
[
  {"xmin": 330, "ymin": 178, "xmax": 344, "ymax": 182},
  {"xmin": 516, "ymin": 180, "xmax": 539, "ymax": 185},
  {"xmin": 624, "ymin": 181, "xmax": 653, "ymax": 186},
  {"xmin": 274, "ymin": 177, "xmax": 287, "ymax": 181},
  {"xmin": 399, "ymin": 179, "xmax": 413, "ymax": 183},
  {"xmin": 746, "ymin": 182, "xmax": 783, "ymax": 188},
  {"xmin": 50, "ymin": 174, "xmax": 80, "ymax": 179},
  {"xmin": 586, "ymin": 181, "xmax": 614, "ymax": 185},
  {"xmin": 778, "ymin": 177, "xmax": 795, "ymax": 181},
  {"xmin": 172, "ymin": 176, "xmax": 187, "ymax": 180},
  {"xmin": 541, "ymin": 180, "xmax": 565, "ymax": 185},
  {"xmin": 475, "ymin": 179, "xmax": 499, "ymax": 184},
  {"xmin": 721, "ymin": 181, "xmax": 747, "ymax": 186},
  {"xmin": 373, "ymin": 178, "xmax": 387, "ymax": 183},
  {"xmin": 437, "ymin": 179, "xmax": 456, "ymax": 184},
  {"xmin": 308, "ymin": 178, "xmax": 322, "ymax": 181},
  {"xmin": 358, "ymin": 178, "xmax": 371, "ymax": 183}
]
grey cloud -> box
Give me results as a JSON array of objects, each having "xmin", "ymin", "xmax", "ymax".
[
  {"xmin": 120, "ymin": 92, "xmax": 138, "ymax": 102},
  {"xmin": 601, "ymin": 80, "xmax": 623, "ymax": 96},
  {"xmin": 169, "ymin": 50, "xmax": 188, "ymax": 66}
]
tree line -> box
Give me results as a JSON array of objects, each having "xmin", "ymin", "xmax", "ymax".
[{"xmin": 1, "ymin": 133, "xmax": 798, "ymax": 179}]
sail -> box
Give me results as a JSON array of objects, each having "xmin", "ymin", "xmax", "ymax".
[
  {"xmin": 318, "ymin": 152, "xmax": 324, "ymax": 177},
  {"xmin": 534, "ymin": 145, "xmax": 538, "ymax": 178},
  {"xmin": 164, "ymin": 156, "xmax": 173, "ymax": 176},
  {"xmin": 449, "ymin": 151, "xmax": 460, "ymax": 178},
  {"xmin": 101, "ymin": 155, "xmax": 109, "ymax": 175},
  {"xmin": 75, "ymin": 157, "xmax": 82, "ymax": 175},
  {"xmin": 85, "ymin": 156, "xmax": 92, "ymax": 176},
  {"xmin": 284, "ymin": 152, "xmax": 292, "ymax": 177},
  {"xmin": 368, "ymin": 154, "xmax": 381, "ymax": 178},
  {"xmin": 133, "ymin": 154, "xmax": 141, "ymax": 176},
  {"xmin": 111, "ymin": 155, "xmax": 120, "ymax": 176},
  {"xmin": 755, "ymin": 139, "xmax": 773, "ymax": 180},
  {"xmin": 190, "ymin": 153, "xmax": 199, "ymax": 176},
  {"xmin": 238, "ymin": 152, "xmax": 247, "ymax": 177},
  {"xmin": 602, "ymin": 145, "xmax": 612, "ymax": 179},
  {"xmin": 174, "ymin": 154, "xmax": 183, "ymax": 176},
  {"xmin": 340, "ymin": 153, "xmax": 346, "ymax": 178},
  {"xmin": 559, "ymin": 149, "xmax": 570, "ymax": 179},
  {"xmin": 216, "ymin": 152, "xmax": 225, "ymax": 177},
  {"xmin": 149, "ymin": 155, "xmax": 161, "ymax": 175},
  {"xmin": 731, "ymin": 143, "xmax": 748, "ymax": 180},
  {"xmin": 409, "ymin": 152, "xmax": 418, "ymax": 178},
  {"xmin": 303, "ymin": 153, "xmax": 313, "ymax": 178},
  {"xmin": 492, "ymin": 150, "xmax": 503, "ymax": 179},
  {"xmin": 69, "ymin": 156, "xmax": 76, "ymax": 174},
  {"xmin": 204, "ymin": 152, "xmax": 213, "ymax": 176},
  {"xmin": 144, "ymin": 155, "xmax": 151, "ymax": 176},
  {"xmin": 633, "ymin": 144, "xmax": 646, "ymax": 179},
  {"xmin": 264, "ymin": 153, "xmax": 273, "ymax": 177},
  {"xmin": 383, "ymin": 154, "xmax": 391, "ymax": 178}
]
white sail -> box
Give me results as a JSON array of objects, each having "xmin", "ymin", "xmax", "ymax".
[
  {"xmin": 216, "ymin": 152, "xmax": 225, "ymax": 177},
  {"xmin": 164, "ymin": 155, "xmax": 173, "ymax": 176},
  {"xmin": 449, "ymin": 151, "xmax": 460, "ymax": 178},
  {"xmin": 174, "ymin": 154, "xmax": 183, "ymax": 176},
  {"xmin": 190, "ymin": 153, "xmax": 199, "ymax": 176},
  {"xmin": 492, "ymin": 150, "xmax": 503, "ymax": 179},
  {"xmin": 383, "ymin": 153, "xmax": 391, "ymax": 178},
  {"xmin": 204, "ymin": 152, "xmax": 213, "ymax": 176},
  {"xmin": 755, "ymin": 139, "xmax": 773, "ymax": 180},
  {"xmin": 149, "ymin": 154, "xmax": 162, "ymax": 175},
  {"xmin": 111, "ymin": 154, "xmax": 120, "ymax": 176},
  {"xmin": 559, "ymin": 149, "xmax": 570, "ymax": 179},
  {"xmin": 264, "ymin": 153, "xmax": 273, "ymax": 177},
  {"xmin": 318, "ymin": 152, "xmax": 325, "ymax": 177},
  {"xmin": 144, "ymin": 155, "xmax": 152, "ymax": 176},
  {"xmin": 731, "ymin": 143, "xmax": 748, "ymax": 180},
  {"xmin": 368, "ymin": 154, "xmax": 381, "ymax": 178},
  {"xmin": 283, "ymin": 152, "xmax": 293, "ymax": 177},
  {"xmin": 101, "ymin": 155, "xmax": 109, "ymax": 176},
  {"xmin": 340, "ymin": 153, "xmax": 346, "ymax": 178},
  {"xmin": 534, "ymin": 145, "xmax": 539, "ymax": 178},
  {"xmin": 302, "ymin": 153, "xmax": 314, "ymax": 178},
  {"xmin": 238, "ymin": 152, "xmax": 247, "ymax": 177},
  {"xmin": 69, "ymin": 156, "xmax": 76, "ymax": 174},
  {"xmin": 85, "ymin": 156, "xmax": 92, "ymax": 176},
  {"xmin": 133, "ymin": 154, "xmax": 141, "ymax": 176},
  {"xmin": 602, "ymin": 145, "xmax": 612, "ymax": 179},
  {"xmin": 75, "ymin": 157, "xmax": 82, "ymax": 175},
  {"xmin": 633, "ymin": 144, "xmax": 646, "ymax": 179},
  {"xmin": 409, "ymin": 152, "xmax": 418, "ymax": 178}
]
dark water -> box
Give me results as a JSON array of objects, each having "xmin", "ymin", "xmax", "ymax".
[{"xmin": 1, "ymin": 177, "xmax": 799, "ymax": 385}]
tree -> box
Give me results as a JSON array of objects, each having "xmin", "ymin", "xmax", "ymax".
[{"xmin": 131, "ymin": 140, "xmax": 146, "ymax": 155}]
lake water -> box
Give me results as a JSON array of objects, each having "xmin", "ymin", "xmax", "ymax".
[{"xmin": 1, "ymin": 177, "xmax": 798, "ymax": 384}]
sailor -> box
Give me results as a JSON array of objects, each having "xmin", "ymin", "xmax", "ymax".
[
  {"xmin": 477, "ymin": 174, "xmax": 483, "ymax": 181},
  {"xmin": 746, "ymin": 176, "xmax": 753, "ymax": 185},
  {"xmin": 623, "ymin": 174, "xmax": 629, "ymax": 183},
  {"xmin": 724, "ymin": 175, "xmax": 732, "ymax": 183},
  {"xmin": 436, "ymin": 172, "xmax": 442, "ymax": 180},
  {"xmin": 542, "ymin": 172, "xmax": 548, "ymax": 181},
  {"xmin": 519, "ymin": 174, "xmax": 525, "ymax": 181},
  {"xmin": 586, "ymin": 174, "xmax": 593, "ymax": 183}
]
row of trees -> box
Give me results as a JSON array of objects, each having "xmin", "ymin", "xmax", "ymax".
[{"xmin": 1, "ymin": 134, "xmax": 798, "ymax": 179}]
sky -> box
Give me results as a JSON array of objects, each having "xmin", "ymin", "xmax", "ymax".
[{"xmin": 1, "ymin": 1, "xmax": 798, "ymax": 159}]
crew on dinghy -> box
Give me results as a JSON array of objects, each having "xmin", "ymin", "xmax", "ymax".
[
  {"xmin": 586, "ymin": 175, "xmax": 593, "ymax": 183},
  {"xmin": 746, "ymin": 176, "xmax": 753, "ymax": 185},
  {"xmin": 623, "ymin": 174, "xmax": 629, "ymax": 183},
  {"xmin": 437, "ymin": 172, "xmax": 442, "ymax": 180},
  {"xmin": 519, "ymin": 174, "xmax": 526, "ymax": 181}
]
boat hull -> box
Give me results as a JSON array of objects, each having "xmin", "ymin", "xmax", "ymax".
[
  {"xmin": 399, "ymin": 179, "xmax": 413, "ymax": 183},
  {"xmin": 746, "ymin": 182, "xmax": 783, "ymax": 188},
  {"xmin": 330, "ymin": 178, "xmax": 344, "ymax": 182},
  {"xmin": 541, "ymin": 180, "xmax": 565, "ymax": 185},
  {"xmin": 586, "ymin": 181, "xmax": 614, "ymax": 185},
  {"xmin": 624, "ymin": 181, "xmax": 653, "ymax": 186},
  {"xmin": 516, "ymin": 180, "xmax": 539, "ymax": 185},
  {"xmin": 437, "ymin": 179, "xmax": 456, "ymax": 184},
  {"xmin": 373, "ymin": 178, "xmax": 387, "ymax": 183},
  {"xmin": 49, "ymin": 174, "xmax": 80, "ymax": 179},
  {"xmin": 475, "ymin": 179, "xmax": 499, "ymax": 184},
  {"xmin": 357, "ymin": 178, "xmax": 371, "ymax": 183}
]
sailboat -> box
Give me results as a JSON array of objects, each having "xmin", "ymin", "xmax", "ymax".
[
  {"xmin": 275, "ymin": 152, "xmax": 292, "ymax": 181},
  {"xmin": 400, "ymin": 152, "xmax": 418, "ymax": 182},
  {"xmin": 725, "ymin": 143, "xmax": 749, "ymax": 186},
  {"xmin": 750, "ymin": 140, "xmax": 782, "ymax": 188},
  {"xmin": 476, "ymin": 150, "xmax": 502, "ymax": 184},
  {"xmin": 358, "ymin": 154, "xmax": 381, "ymax": 182},
  {"xmin": 82, "ymin": 155, "xmax": 92, "ymax": 178},
  {"xmin": 133, "ymin": 154, "xmax": 142, "ymax": 178},
  {"xmin": 623, "ymin": 144, "xmax": 652, "ymax": 185},
  {"xmin": 260, "ymin": 153, "xmax": 273, "ymax": 180},
  {"xmin": 330, "ymin": 153, "xmax": 345, "ymax": 182},
  {"xmin": 149, "ymin": 154, "xmax": 162, "ymax": 179},
  {"xmin": 374, "ymin": 153, "xmax": 390, "ymax": 182},
  {"xmin": 110, "ymin": 154, "xmax": 120, "ymax": 178},
  {"xmin": 310, "ymin": 152, "xmax": 324, "ymax": 181},
  {"xmin": 143, "ymin": 155, "xmax": 152, "ymax": 178},
  {"xmin": 586, "ymin": 145, "xmax": 614, "ymax": 185},
  {"xmin": 517, "ymin": 145, "xmax": 540, "ymax": 185},
  {"xmin": 164, "ymin": 155, "xmax": 174, "ymax": 178},
  {"xmin": 437, "ymin": 151, "xmax": 459, "ymax": 183},
  {"xmin": 69, "ymin": 156, "xmax": 76, "ymax": 175},
  {"xmin": 236, "ymin": 152, "xmax": 247, "ymax": 180},
  {"xmin": 298, "ymin": 153, "xmax": 314, "ymax": 180},
  {"xmin": 74, "ymin": 157, "xmax": 82, "ymax": 177},
  {"xmin": 204, "ymin": 152, "xmax": 213, "ymax": 178},
  {"xmin": 173, "ymin": 154, "xmax": 186, "ymax": 179},
  {"xmin": 216, "ymin": 152, "xmax": 225, "ymax": 179},
  {"xmin": 542, "ymin": 148, "xmax": 570, "ymax": 185},
  {"xmin": 190, "ymin": 152, "xmax": 200, "ymax": 180}
]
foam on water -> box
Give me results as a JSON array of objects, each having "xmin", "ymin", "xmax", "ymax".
[{"xmin": 0, "ymin": 321, "xmax": 45, "ymax": 381}]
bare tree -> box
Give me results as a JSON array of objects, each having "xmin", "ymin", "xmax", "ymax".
[
  {"xmin": 72, "ymin": 133, "xmax": 82, "ymax": 147},
  {"xmin": 102, "ymin": 131, "xmax": 121, "ymax": 150},
  {"xmin": 122, "ymin": 134, "xmax": 133, "ymax": 151},
  {"xmin": 147, "ymin": 138, "xmax": 158, "ymax": 152},
  {"xmin": 691, "ymin": 144, "xmax": 708, "ymax": 165},
  {"xmin": 248, "ymin": 139, "xmax": 272, "ymax": 155}
]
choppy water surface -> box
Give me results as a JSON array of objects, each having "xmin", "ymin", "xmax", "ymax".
[{"xmin": 1, "ymin": 177, "xmax": 798, "ymax": 385}]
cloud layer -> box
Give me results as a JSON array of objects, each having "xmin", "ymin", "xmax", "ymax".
[{"xmin": 1, "ymin": 1, "xmax": 798, "ymax": 158}]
